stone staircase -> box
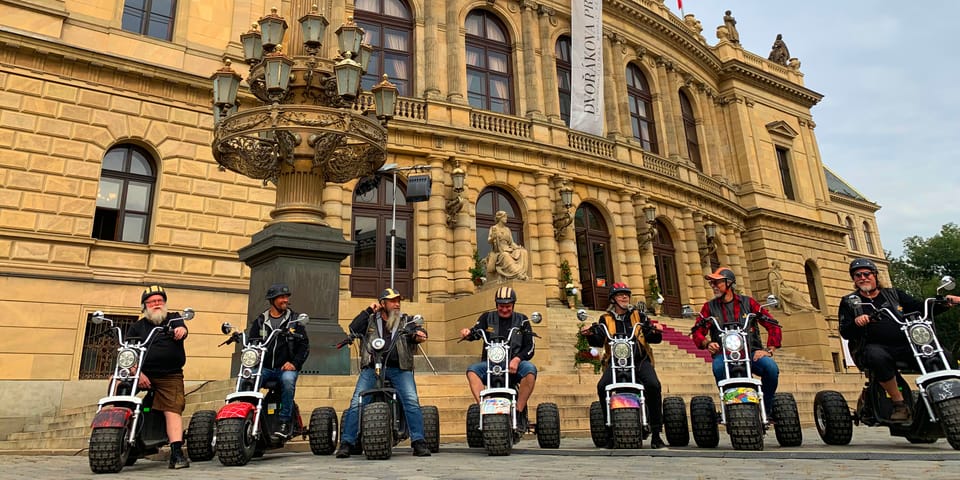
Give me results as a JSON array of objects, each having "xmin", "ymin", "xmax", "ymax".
[{"xmin": 0, "ymin": 307, "xmax": 868, "ymax": 453}]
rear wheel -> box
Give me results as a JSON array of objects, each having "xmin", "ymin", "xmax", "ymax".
[
  {"xmin": 772, "ymin": 393, "xmax": 803, "ymax": 447},
  {"xmin": 726, "ymin": 403, "xmax": 764, "ymax": 451},
  {"xmin": 588, "ymin": 401, "xmax": 608, "ymax": 448},
  {"xmin": 466, "ymin": 404, "xmax": 483, "ymax": 448},
  {"xmin": 361, "ymin": 402, "xmax": 393, "ymax": 460},
  {"xmin": 690, "ymin": 395, "xmax": 719, "ymax": 448},
  {"xmin": 421, "ymin": 405, "xmax": 440, "ymax": 453},
  {"xmin": 934, "ymin": 397, "xmax": 960, "ymax": 450},
  {"xmin": 308, "ymin": 407, "xmax": 338, "ymax": 455},
  {"xmin": 813, "ymin": 390, "xmax": 853, "ymax": 446},
  {"xmin": 482, "ymin": 413, "xmax": 512, "ymax": 456},
  {"xmin": 611, "ymin": 408, "xmax": 643, "ymax": 449},
  {"xmin": 662, "ymin": 396, "xmax": 689, "ymax": 447},
  {"xmin": 535, "ymin": 403, "xmax": 561, "ymax": 448},
  {"xmin": 185, "ymin": 410, "xmax": 216, "ymax": 461},
  {"xmin": 88, "ymin": 426, "xmax": 130, "ymax": 473},
  {"xmin": 216, "ymin": 412, "xmax": 256, "ymax": 466}
]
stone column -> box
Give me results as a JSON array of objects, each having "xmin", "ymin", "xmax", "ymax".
[
  {"xmin": 446, "ymin": 1, "xmax": 465, "ymax": 103},
  {"xmin": 536, "ymin": 173, "xmax": 562, "ymax": 305},
  {"xmin": 690, "ymin": 211, "xmax": 709, "ymax": 301},
  {"xmin": 538, "ymin": 6, "xmax": 560, "ymax": 122},
  {"xmin": 679, "ymin": 207, "xmax": 701, "ymax": 300},
  {"xmin": 605, "ymin": 34, "xmax": 625, "ymax": 137},
  {"xmin": 729, "ymin": 224, "xmax": 749, "ymax": 294},
  {"xmin": 423, "ymin": 0, "xmax": 443, "ymax": 99},
  {"xmin": 453, "ymin": 159, "xmax": 474, "ymax": 297},
  {"xmin": 519, "ymin": 1, "xmax": 544, "ymax": 119},
  {"xmin": 653, "ymin": 58, "xmax": 679, "ymax": 158},
  {"xmin": 617, "ymin": 190, "xmax": 644, "ymax": 298},
  {"xmin": 425, "ymin": 155, "xmax": 451, "ymax": 302},
  {"xmin": 634, "ymin": 193, "xmax": 657, "ymax": 298},
  {"xmin": 323, "ymin": 0, "xmax": 348, "ymax": 61}
]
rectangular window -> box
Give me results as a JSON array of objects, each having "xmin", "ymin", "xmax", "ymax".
[
  {"xmin": 79, "ymin": 313, "xmax": 139, "ymax": 379},
  {"xmin": 776, "ymin": 147, "xmax": 796, "ymax": 201},
  {"xmin": 121, "ymin": 0, "xmax": 176, "ymax": 41}
]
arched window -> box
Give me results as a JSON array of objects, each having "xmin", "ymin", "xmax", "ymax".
[
  {"xmin": 679, "ymin": 90, "xmax": 702, "ymax": 170},
  {"xmin": 476, "ymin": 187, "xmax": 523, "ymax": 262},
  {"xmin": 92, "ymin": 144, "xmax": 157, "ymax": 243},
  {"xmin": 863, "ymin": 221, "xmax": 876, "ymax": 255},
  {"xmin": 465, "ymin": 10, "xmax": 513, "ymax": 114},
  {"xmin": 845, "ymin": 217, "xmax": 858, "ymax": 250},
  {"xmin": 350, "ymin": 176, "xmax": 413, "ymax": 298},
  {"xmin": 804, "ymin": 261, "xmax": 822, "ymax": 310},
  {"xmin": 355, "ymin": 0, "xmax": 413, "ymax": 96},
  {"xmin": 555, "ymin": 35, "xmax": 572, "ymax": 126},
  {"xmin": 626, "ymin": 64, "xmax": 658, "ymax": 153}
]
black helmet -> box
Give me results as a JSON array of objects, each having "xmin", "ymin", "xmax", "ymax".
[
  {"xmin": 609, "ymin": 282, "xmax": 631, "ymax": 300},
  {"xmin": 704, "ymin": 267, "xmax": 736, "ymax": 284},
  {"xmin": 265, "ymin": 283, "xmax": 292, "ymax": 300},
  {"xmin": 494, "ymin": 286, "xmax": 517, "ymax": 305},
  {"xmin": 141, "ymin": 285, "xmax": 167, "ymax": 305},
  {"xmin": 849, "ymin": 258, "xmax": 878, "ymax": 278}
]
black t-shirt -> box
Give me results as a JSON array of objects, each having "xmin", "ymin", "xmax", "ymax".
[{"xmin": 125, "ymin": 312, "xmax": 187, "ymax": 376}]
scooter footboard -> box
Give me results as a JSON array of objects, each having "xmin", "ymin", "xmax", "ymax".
[{"xmin": 91, "ymin": 407, "xmax": 133, "ymax": 428}]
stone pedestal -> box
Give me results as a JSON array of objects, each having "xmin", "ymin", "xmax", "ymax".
[{"xmin": 236, "ymin": 222, "xmax": 354, "ymax": 374}]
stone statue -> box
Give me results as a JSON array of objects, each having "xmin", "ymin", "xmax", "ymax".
[
  {"xmin": 684, "ymin": 14, "xmax": 706, "ymax": 43},
  {"xmin": 485, "ymin": 210, "xmax": 530, "ymax": 282},
  {"xmin": 768, "ymin": 34, "xmax": 790, "ymax": 65},
  {"xmin": 767, "ymin": 260, "xmax": 816, "ymax": 315},
  {"xmin": 723, "ymin": 10, "xmax": 740, "ymax": 44}
]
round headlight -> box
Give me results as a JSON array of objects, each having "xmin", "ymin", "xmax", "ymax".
[
  {"xmin": 722, "ymin": 334, "xmax": 744, "ymax": 352},
  {"xmin": 488, "ymin": 345, "xmax": 507, "ymax": 364},
  {"xmin": 240, "ymin": 349, "xmax": 260, "ymax": 368},
  {"xmin": 117, "ymin": 349, "xmax": 138, "ymax": 369},
  {"xmin": 908, "ymin": 325, "xmax": 935, "ymax": 346},
  {"xmin": 612, "ymin": 341, "xmax": 631, "ymax": 360},
  {"xmin": 371, "ymin": 338, "xmax": 386, "ymax": 351}
]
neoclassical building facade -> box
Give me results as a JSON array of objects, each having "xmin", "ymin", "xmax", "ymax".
[{"xmin": 0, "ymin": 0, "xmax": 884, "ymax": 407}]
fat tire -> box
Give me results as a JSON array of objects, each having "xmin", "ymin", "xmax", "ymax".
[
  {"xmin": 216, "ymin": 414, "xmax": 256, "ymax": 466},
  {"xmin": 690, "ymin": 395, "xmax": 719, "ymax": 448},
  {"xmin": 185, "ymin": 409, "xmax": 216, "ymax": 461},
  {"xmin": 308, "ymin": 407, "xmax": 338, "ymax": 455},
  {"xmin": 611, "ymin": 408, "xmax": 643, "ymax": 449},
  {"xmin": 662, "ymin": 396, "xmax": 690, "ymax": 447},
  {"xmin": 482, "ymin": 413, "xmax": 512, "ymax": 456},
  {"xmin": 814, "ymin": 390, "xmax": 853, "ymax": 446},
  {"xmin": 772, "ymin": 393, "xmax": 803, "ymax": 447},
  {"xmin": 588, "ymin": 401, "xmax": 608, "ymax": 448},
  {"xmin": 466, "ymin": 404, "xmax": 483, "ymax": 448},
  {"xmin": 934, "ymin": 397, "xmax": 960, "ymax": 450},
  {"xmin": 535, "ymin": 403, "xmax": 561, "ymax": 448},
  {"xmin": 361, "ymin": 402, "xmax": 393, "ymax": 460},
  {"xmin": 726, "ymin": 402, "xmax": 764, "ymax": 451},
  {"xmin": 422, "ymin": 405, "xmax": 441, "ymax": 453},
  {"xmin": 88, "ymin": 426, "xmax": 130, "ymax": 474}
]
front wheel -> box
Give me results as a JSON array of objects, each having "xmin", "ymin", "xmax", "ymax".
[
  {"xmin": 662, "ymin": 396, "xmax": 689, "ymax": 447},
  {"xmin": 308, "ymin": 407, "xmax": 338, "ymax": 455},
  {"xmin": 934, "ymin": 397, "xmax": 960, "ymax": 450},
  {"xmin": 421, "ymin": 405, "xmax": 441, "ymax": 453},
  {"xmin": 611, "ymin": 408, "xmax": 643, "ymax": 449},
  {"xmin": 726, "ymin": 403, "xmax": 764, "ymax": 451},
  {"xmin": 482, "ymin": 413, "xmax": 512, "ymax": 456},
  {"xmin": 466, "ymin": 404, "xmax": 483, "ymax": 448},
  {"xmin": 535, "ymin": 403, "xmax": 561, "ymax": 448},
  {"xmin": 772, "ymin": 393, "xmax": 803, "ymax": 447},
  {"xmin": 813, "ymin": 390, "xmax": 853, "ymax": 446},
  {"xmin": 185, "ymin": 410, "xmax": 216, "ymax": 461},
  {"xmin": 88, "ymin": 426, "xmax": 130, "ymax": 473},
  {"xmin": 216, "ymin": 413, "xmax": 256, "ymax": 466},
  {"xmin": 361, "ymin": 402, "xmax": 393, "ymax": 460},
  {"xmin": 690, "ymin": 395, "xmax": 719, "ymax": 448}
]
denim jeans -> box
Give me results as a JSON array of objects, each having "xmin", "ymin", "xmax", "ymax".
[
  {"xmin": 466, "ymin": 360, "xmax": 538, "ymax": 383},
  {"xmin": 340, "ymin": 367, "xmax": 425, "ymax": 445},
  {"xmin": 711, "ymin": 353, "xmax": 779, "ymax": 414},
  {"xmin": 259, "ymin": 368, "xmax": 298, "ymax": 421}
]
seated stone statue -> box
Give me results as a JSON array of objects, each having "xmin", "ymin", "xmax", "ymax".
[
  {"xmin": 485, "ymin": 210, "xmax": 529, "ymax": 282},
  {"xmin": 768, "ymin": 260, "xmax": 816, "ymax": 315}
]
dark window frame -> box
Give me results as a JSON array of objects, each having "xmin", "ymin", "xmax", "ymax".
[
  {"xmin": 775, "ymin": 146, "xmax": 796, "ymax": 201},
  {"xmin": 476, "ymin": 187, "xmax": 524, "ymax": 263},
  {"xmin": 465, "ymin": 10, "xmax": 514, "ymax": 114},
  {"xmin": 679, "ymin": 90, "xmax": 702, "ymax": 170},
  {"xmin": 355, "ymin": 0, "xmax": 414, "ymax": 97},
  {"xmin": 846, "ymin": 217, "xmax": 859, "ymax": 251},
  {"xmin": 626, "ymin": 63, "xmax": 658, "ymax": 153},
  {"xmin": 121, "ymin": 0, "xmax": 177, "ymax": 41},
  {"xmin": 350, "ymin": 175, "xmax": 414, "ymax": 298},
  {"xmin": 79, "ymin": 312, "xmax": 140, "ymax": 379},
  {"xmin": 92, "ymin": 144, "xmax": 156, "ymax": 244},
  {"xmin": 555, "ymin": 35, "xmax": 572, "ymax": 126}
]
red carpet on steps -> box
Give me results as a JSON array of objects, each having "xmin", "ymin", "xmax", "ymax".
[{"xmin": 657, "ymin": 322, "xmax": 712, "ymax": 362}]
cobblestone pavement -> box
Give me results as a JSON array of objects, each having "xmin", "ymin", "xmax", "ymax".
[{"xmin": 1, "ymin": 428, "xmax": 957, "ymax": 480}]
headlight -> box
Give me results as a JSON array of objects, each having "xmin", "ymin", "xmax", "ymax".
[
  {"xmin": 722, "ymin": 334, "xmax": 744, "ymax": 352},
  {"xmin": 488, "ymin": 345, "xmax": 507, "ymax": 364},
  {"xmin": 240, "ymin": 349, "xmax": 260, "ymax": 368},
  {"xmin": 612, "ymin": 341, "xmax": 631, "ymax": 360},
  {"xmin": 117, "ymin": 349, "xmax": 138, "ymax": 369},
  {"xmin": 908, "ymin": 325, "xmax": 935, "ymax": 346}
]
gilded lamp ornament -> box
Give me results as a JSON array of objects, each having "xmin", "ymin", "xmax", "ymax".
[
  {"xmin": 211, "ymin": 7, "xmax": 398, "ymax": 225},
  {"xmin": 637, "ymin": 204, "xmax": 658, "ymax": 249},
  {"xmin": 552, "ymin": 181, "xmax": 574, "ymax": 241}
]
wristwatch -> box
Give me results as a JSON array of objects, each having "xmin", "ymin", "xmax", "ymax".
[{"xmin": 765, "ymin": 347, "xmax": 775, "ymax": 356}]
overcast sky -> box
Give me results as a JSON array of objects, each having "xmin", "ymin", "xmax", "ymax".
[{"xmin": 665, "ymin": 1, "xmax": 958, "ymax": 257}]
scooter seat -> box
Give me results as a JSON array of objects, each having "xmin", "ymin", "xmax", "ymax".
[{"xmin": 261, "ymin": 380, "xmax": 280, "ymax": 391}]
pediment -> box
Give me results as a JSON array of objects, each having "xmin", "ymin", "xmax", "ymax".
[{"xmin": 765, "ymin": 120, "xmax": 799, "ymax": 139}]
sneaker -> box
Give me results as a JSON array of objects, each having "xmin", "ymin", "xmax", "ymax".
[
  {"xmin": 274, "ymin": 421, "xmax": 292, "ymax": 438},
  {"xmin": 411, "ymin": 439, "xmax": 432, "ymax": 457},
  {"xmin": 890, "ymin": 401, "xmax": 911, "ymax": 422},
  {"xmin": 517, "ymin": 407, "xmax": 529, "ymax": 432},
  {"xmin": 335, "ymin": 442, "xmax": 353, "ymax": 459},
  {"xmin": 650, "ymin": 433, "xmax": 666, "ymax": 449},
  {"xmin": 168, "ymin": 449, "xmax": 190, "ymax": 469}
]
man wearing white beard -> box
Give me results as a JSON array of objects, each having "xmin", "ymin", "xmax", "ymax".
[{"xmin": 125, "ymin": 285, "xmax": 190, "ymax": 468}]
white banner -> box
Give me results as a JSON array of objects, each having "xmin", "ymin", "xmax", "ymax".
[{"xmin": 570, "ymin": 0, "xmax": 604, "ymax": 136}]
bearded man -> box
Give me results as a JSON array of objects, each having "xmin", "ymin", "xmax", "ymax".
[{"xmin": 125, "ymin": 285, "xmax": 191, "ymax": 469}]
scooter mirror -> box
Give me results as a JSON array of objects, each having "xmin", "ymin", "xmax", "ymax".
[
  {"xmin": 530, "ymin": 312, "xmax": 542, "ymax": 324},
  {"xmin": 939, "ymin": 275, "xmax": 956, "ymax": 293},
  {"xmin": 656, "ymin": 296, "xmax": 665, "ymax": 305},
  {"xmin": 220, "ymin": 322, "xmax": 233, "ymax": 334},
  {"xmin": 181, "ymin": 307, "xmax": 195, "ymax": 320},
  {"xmin": 411, "ymin": 314, "xmax": 424, "ymax": 326},
  {"xmin": 576, "ymin": 309, "xmax": 588, "ymax": 322},
  {"xmin": 635, "ymin": 302, "xmax": 647, "ymax": 314},
  {"xmin": 846, "ymin": 294, "xmax": 862, "ymax": 307},
  {"xmin": 296, "ymin": 313, "xmax": 310, "ymax": 325},
  {"xmin": 764, "ymin": 295, "xmax": 778, "ymax": 308},
  {"xmin": 371, "ymin": 337, "xmax": 386, "ymax": 350},
  {"xmin": 91, "ymin": 311, "xmax": 104, "ymax": 324},
  {"xmin": 681, "ymin": 304, "xmax": 695, "ymax": 318}
]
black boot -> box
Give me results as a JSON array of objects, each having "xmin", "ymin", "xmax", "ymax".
[
  {"xmin": 335, "ymin": 442, "xmax": 353, "ymax": 458},
  {"xmin": 274, "ymin": 421, "xmax": 292, "ymax": 438},
  {"xmin": 650, "ymin": 432, "xmax": 666, "ymax": 449},
  {"xmin": 411, "ymin": 439, "xmax": 432, "ymax": 457},
  {"xmin": 168, "ymin": 441, "xmax": 190, "ymax": 469}
]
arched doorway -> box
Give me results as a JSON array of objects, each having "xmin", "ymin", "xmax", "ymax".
[
  {"xmin": 350, "ymin": 175, "xmax": 413, "ymax": 298},
  {"xmin": 574, "ymin": 204, "xmax": 613, "ymax": 310},
  {"xmin": 652, "ymin": 220, "xmax": 682, "ymax": 317}
]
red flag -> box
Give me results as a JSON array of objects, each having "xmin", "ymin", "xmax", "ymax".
[{"xmin": 678, "ymin": 0, "xmax": 683, "ymax": 9}]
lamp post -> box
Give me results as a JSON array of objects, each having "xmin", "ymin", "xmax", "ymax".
[
  {"xmin": 211, "ymin": 5, "xmax": 398, "ymax": 375},
  {"xmin": 376, "ymin": 163, "xmax": 432, "ymax": 290}
]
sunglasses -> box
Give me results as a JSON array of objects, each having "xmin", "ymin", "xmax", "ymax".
[
  {"xmin": 852, "ymin": 271, "xmax": 874, "ymax": 279},
  {"xmin": 708, "ymin": 279, "xmax": 725, "ymax": 286}
]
